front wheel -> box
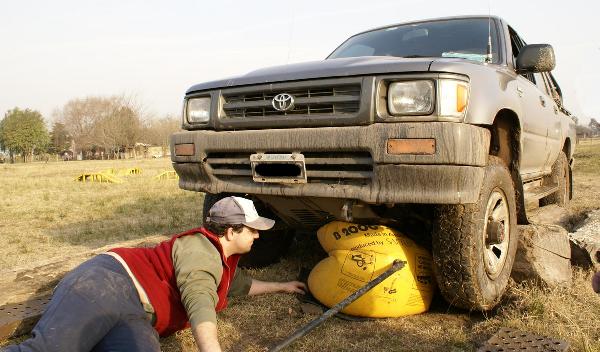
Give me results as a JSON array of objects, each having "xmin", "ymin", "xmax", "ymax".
[{"xmin": 432, "ymin": 156, "xmax": 518, "ymax": 310}]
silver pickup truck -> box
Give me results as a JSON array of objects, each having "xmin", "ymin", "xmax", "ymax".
[{"xmin": 170, "ymin": 15, "xmax": 576, "ymax": 310}]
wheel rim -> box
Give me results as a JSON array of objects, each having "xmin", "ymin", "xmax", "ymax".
[{"xmin": 483, "ymin": 188, "xmax": 510, "ymax": 279}]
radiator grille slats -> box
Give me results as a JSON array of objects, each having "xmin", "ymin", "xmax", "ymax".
[
  {"xmin": 221, "ymin": 84, "xmax": 362, "ymax": 119},
  {"xmin": 289, "ymin": 209, "xmax": 333, "ymax": 228},
  {"xmin": 206, "ymin": 151, "xmax": 373, "ymax": 185}
]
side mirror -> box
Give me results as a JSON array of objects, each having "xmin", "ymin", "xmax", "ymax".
[{"xmin": 516, "ymin": 44, "xmax": 555, "ymax": 73}]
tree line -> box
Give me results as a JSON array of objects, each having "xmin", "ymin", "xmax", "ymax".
[
  {"xmin": 575, "ymin": 118, "xmax": 600, "ymax": 138},
  {"xmin": 0, "ymin": 95, "xmax": 181, "ymax": 163},
  {"xmin": 2, "ymin": 96, "xmax": 599, "ymax": 163}
]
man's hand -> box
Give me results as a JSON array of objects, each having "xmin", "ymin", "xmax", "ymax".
[
  {"xmin": 248, "ymin": 279, "xmax": 307, "ymax": 295},
  {"xmin": 278, "ymin": 280, "xmax": 307, "ymax": 294}
]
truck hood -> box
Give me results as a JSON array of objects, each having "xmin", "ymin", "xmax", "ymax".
[{"xmin": 186, "ymin": 56, "xmax": 434, "ymax": 93}]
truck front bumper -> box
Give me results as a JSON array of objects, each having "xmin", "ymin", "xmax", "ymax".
[{"xmin": 170, "ymin": 122, "xmax": 490, "ymax": 204}]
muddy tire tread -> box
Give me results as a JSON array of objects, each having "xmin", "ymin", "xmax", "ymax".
[{"xmin": 432, "ymin": 156, "xmax": 517, "ymax": 310}]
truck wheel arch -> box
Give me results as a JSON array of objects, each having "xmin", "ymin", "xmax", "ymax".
[
  {"xmin": 487, "ymin": 109, "xmax": 528, "ymax": 224},
  {"xmin": 562, "ymin": 137, "xmax": 572, "ymax": 160},
  {"xmin": 562, "ymin": 138, "xmax": 573, "ymax": 200}
]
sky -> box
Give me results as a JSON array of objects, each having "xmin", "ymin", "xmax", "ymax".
[{"xmin": 1, "ymin": 0, "xmax": 598, "ymax": 124}]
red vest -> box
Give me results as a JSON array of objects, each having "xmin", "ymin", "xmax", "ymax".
[{"xmin": 110, "ymin": 227, "xmax": 240, "ymax": 337}]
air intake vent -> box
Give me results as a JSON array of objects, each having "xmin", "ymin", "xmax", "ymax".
[
  {"xmin": 289, "ymin": 209, "xmax": 333, "ymax": 228},
  {"xmin": 206, "ymin": 151, "xmax": 373, "ymax": 186}
]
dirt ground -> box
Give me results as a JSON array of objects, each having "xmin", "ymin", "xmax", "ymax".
[{"xmin": 1, "ymin": 140, "xmax": 600, "ymax": 351}]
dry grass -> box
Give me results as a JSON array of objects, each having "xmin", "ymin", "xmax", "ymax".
[
  {"xmin": 159, "ymin": 249, "xmax": 599, "ymax": 352},
  {"xmin": 565, "ymin": 140, "xmax": 600, "ymax": 229},
  {"xmin": 0, "ymin": 158, "xmax": 203, "ymax": 269},
  {"xmin": 1, "ymin": 142, "xmax": 600, "ymax": 351},
  {"xmin": 478, "ymin": 269, "xmax": 600, "ymax": 351}
]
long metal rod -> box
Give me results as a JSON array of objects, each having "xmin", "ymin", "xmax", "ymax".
[{"xmin": 269, "ymin": 259, "xmax": 406, "ymax": 352}]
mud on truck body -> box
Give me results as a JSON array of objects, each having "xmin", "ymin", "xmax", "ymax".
[{"xmin": 170, "ymin": 16, "xmax": 576, "ymax": 310}]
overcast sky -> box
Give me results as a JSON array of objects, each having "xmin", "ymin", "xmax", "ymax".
[{"xmin": 1, "ymin": 0, "xmax": 598, "ymax": 124}]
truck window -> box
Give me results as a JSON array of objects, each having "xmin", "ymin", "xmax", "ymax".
[
  {"xmin": 328, "ymin": 18, "xmax": 500, "ymax": 64},
  {"xmin": 543, "ymin": 72, "xmax": 564, "ymax": 106},
  {"xmin": 508, "ymin": 26, "xmax": 536, "ymax": 85}
]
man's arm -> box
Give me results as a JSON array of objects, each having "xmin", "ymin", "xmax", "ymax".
[
  {"xmin": 248, "ymin": 279, "xmax": 306, "ymax": 296},
  {"xmin": 173, "ymin": 236, "xmax": 224, "ymax": 350},
  {"xmin": 192, "ymin": 321, "xmax": 222, "ymax": 352}
]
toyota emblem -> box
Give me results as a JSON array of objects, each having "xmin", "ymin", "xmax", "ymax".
[{"xmin": 272, "ymin": 93, "xmax": 295, "ymax": 112}]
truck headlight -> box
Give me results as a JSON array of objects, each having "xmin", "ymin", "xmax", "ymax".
[
  {"xmin": 186, "ymin": 97, "xmax": 211, "ymax": 124},
  {"xmin": 439, "ymin": 79, "xmax": 469, "ymax": 118},
  {"xmin": 387, "ymin": 80, "xmax": 434, "ymax": 115}
]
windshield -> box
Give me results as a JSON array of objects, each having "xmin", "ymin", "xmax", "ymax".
[{"xmin": 328, "ymin": 18, "xmax": 500, "ymax": 64}]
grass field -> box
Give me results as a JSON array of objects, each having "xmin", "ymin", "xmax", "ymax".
[
  {"xmin": 0, "ymin": 158, "xmax": 202, "ymax": 269},
  {"xmin": 1, "ymin": 142, "xmax": 599, "ymax": 351}
]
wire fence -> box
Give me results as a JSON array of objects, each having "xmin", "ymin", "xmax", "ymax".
[{"xmin": 577, "ymin": 137, "xmax": 600, "ymax": 145}]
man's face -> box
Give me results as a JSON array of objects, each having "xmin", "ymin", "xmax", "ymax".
[{"xmin": 232, "ymin": 226, "xmax": 260, "ymax": 254}]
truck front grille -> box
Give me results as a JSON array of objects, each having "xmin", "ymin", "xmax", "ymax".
[
  {"xmin": 221, "ymin": 82, "xmax": 362, "ymax": 119},
  {"xmin": 206, "ymin": 151, "xmax": 373, "ymax": 186}
]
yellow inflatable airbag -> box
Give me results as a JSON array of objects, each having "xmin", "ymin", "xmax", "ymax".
[{"xmin": 308, "ymin": 221, "xmax": 434, "ymax": 318}]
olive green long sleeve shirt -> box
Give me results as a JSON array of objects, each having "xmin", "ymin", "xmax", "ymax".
[{"xmin": 172, "ymin": 234, "xmax": 252, "ymax": 327}]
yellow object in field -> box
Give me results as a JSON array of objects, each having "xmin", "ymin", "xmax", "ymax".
[
  {"xmin": 154, "ymin": 170, "xmax": 179, "ymax": 180},
  {"xmin": 100, "ymin": 168, "xmax": 117, "ymax": 175},
  {"xmin": 100, "ymin": 167, "xmax": 141, "ymax": 176},
  {"xmin": 74, "ymin": 172, "xmax": 123, "ymax": 184},
  {"xmin": 307, "ymin": 221, "xmax": 434, "ymax": 318},
  {"xmin": 119, "ymin": 167, "xmax": 142, "ymax": 176}
]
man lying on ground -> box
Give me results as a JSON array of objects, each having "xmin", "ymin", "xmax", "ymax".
[{"xmin": 4, "ymin": 196, "xmax": 305, "ymax": 352}]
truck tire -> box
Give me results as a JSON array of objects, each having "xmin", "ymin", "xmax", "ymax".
[
  {"xmin": 432, "ymin": 156, "xmax": 518, "ymax": 310},
  {"xmin": 202, "ymin": 193, "xmax": 294, "ymax": 268},
  {"xmin": 539, "ymin": 151, "xmax": 570, "ymax": 207}
]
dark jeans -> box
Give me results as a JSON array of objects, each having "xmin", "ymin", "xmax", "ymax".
[{"xmin": 3, "ymin": 255, "xmax": 160, "ymax": 352}]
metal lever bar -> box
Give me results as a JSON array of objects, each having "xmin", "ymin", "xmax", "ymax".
[{"xmin": 269, "ymin": 259, "xmax": 406, "ymax": 352}]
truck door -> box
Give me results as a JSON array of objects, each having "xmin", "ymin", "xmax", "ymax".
[
  {"xmin": 508, "ymin": 27, "xmax": 549, "ymax": 178},
  {"xmin": 539, "ymin": 72, "xmax": 563, "ymax": 173}
]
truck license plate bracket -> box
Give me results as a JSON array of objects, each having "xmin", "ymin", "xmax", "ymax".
[{"xmin": 250, "ymin": 153, "xmax": 307, "ymax": 184}]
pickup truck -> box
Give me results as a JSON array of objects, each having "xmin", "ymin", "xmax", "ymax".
[{"xmin": 170, "ymin": 15, "xmax": 576, "ymax": 311}]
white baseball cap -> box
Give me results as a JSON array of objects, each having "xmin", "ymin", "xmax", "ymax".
[{"xmin": 206, "ymin": 196, "xmax": 275, "ymax": 231}]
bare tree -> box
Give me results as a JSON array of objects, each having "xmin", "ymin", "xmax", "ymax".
[
  {"xmin": 58, "ymin": 97, "xmax": 111, "ymax": 155},
  {"xmin": 589, "ymin": 118, "xmax": 600, "ymax": 137},
  {"xmin": 55, "ymin": 95, "xmax": 145, "ymax": 159},
  {"xmin": 142, "ymin": 115, "xmax": 181, "ymax": 155}
]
